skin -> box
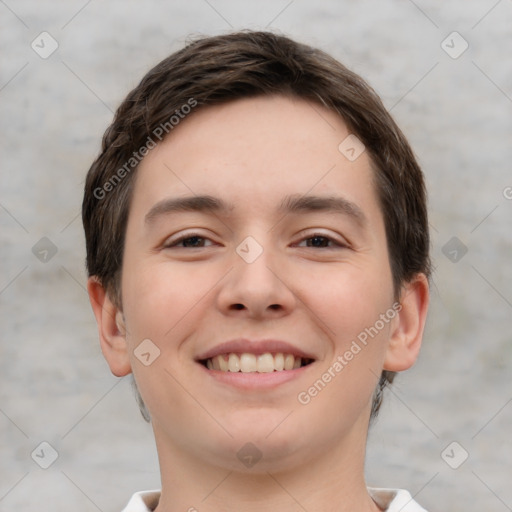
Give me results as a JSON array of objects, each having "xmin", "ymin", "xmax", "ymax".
[{"xmin": 88, "ymin": 95, "xmax": 429, "ymax": 512}]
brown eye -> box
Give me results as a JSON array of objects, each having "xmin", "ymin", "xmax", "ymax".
[
  {"xmin": 297, "ymin": 234, "xmax": 346, "ymax": 249},
  {"xmin": 164, "ymin": 234, "xmax": 214, "ymax": 248},
  {"xmin": 306, "ymin": 236, "xmax": 331, "ymax": 248}
]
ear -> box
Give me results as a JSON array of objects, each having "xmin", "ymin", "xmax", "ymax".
[
  {"xmin": 87, "ymin": 276, "xmax": 132, "ymax": 377},
  {"xmin": 383, "ymin": 273, "xmax": 429, "ymax": 372}
]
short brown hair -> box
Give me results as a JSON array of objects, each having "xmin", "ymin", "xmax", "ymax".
[{"xmin": 82, "ymin": 30, "xmax": 430, "ymax": 421}]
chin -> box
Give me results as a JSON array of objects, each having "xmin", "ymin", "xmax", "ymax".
[{"xmin": 204, "ymin": 414, "xmax": 315, "ymax": 472}]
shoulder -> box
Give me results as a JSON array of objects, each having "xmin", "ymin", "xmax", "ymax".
[{"xmin": 368, "ymin": 487, "xmax": 428, "ymax": 511}]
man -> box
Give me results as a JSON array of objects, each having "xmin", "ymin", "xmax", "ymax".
[{"xmin": 83, "ymin": 31, "xmax": 430, "ymax": 511}]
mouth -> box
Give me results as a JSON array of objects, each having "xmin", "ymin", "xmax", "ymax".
[
  {"xmin": 195, "ymin": 338, "xmax": 317, "ymax": 380},
  {"xmin": 200, "ymin": 352, "xmax": 315, "ymax": 373}
]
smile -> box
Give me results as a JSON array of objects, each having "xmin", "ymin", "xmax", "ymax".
[{"xmin": 202, "ymin": 353, "xmax": 314, "ymax": 373}]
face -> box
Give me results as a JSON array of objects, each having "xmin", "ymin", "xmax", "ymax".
[{"xmin": 108, "ymin": 95, "xmax": 411, "ymax": 472}]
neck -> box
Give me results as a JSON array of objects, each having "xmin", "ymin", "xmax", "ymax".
[{"xmin": 153, "ymin": 419, "xmax": 381, "ymax": 512}]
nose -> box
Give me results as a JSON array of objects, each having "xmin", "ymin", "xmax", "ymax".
[{"xmin": 215, "ymin": 236, "xmax": 297, "ymax": 320}]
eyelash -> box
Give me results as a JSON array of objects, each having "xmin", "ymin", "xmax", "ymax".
[{"xmin": 164, "ymin": 232, "xmax": 348, "ymax": 249}]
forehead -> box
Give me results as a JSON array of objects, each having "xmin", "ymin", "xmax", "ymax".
[{"xmin": 131, "ymin": 95, "xmax": 381, "ymax": 226}]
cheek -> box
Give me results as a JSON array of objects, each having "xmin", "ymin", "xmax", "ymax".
[
  {"xmin": 294, "ymin": 259, "xmax": 393, "ymax": 342},
  {"xmin": 305, "ymin": 265, "xmax": 394, "ymax": 405},
  {"xmin": 120, "ymin": 262, "xmax": 212, "ymax": 423},
  {"xmin": 121, "ymin": 260, "xmax": 223, "ymax": 342}
]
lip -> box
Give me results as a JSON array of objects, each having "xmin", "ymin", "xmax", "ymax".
[
  {"xmin": 198, "ymin": 362, "xmax": 313, "ymax": 390},
  {"xmin": 195, "ymin": 338, "xmax": 316, "ymax": 391},
  {"xmin": 195, "ymin": 338, "xmax": 316, "ymax": 361}
]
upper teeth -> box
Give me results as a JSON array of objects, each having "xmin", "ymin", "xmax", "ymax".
[{"xmin": 205, "ymin": 353, "xmax": 302, "ymax": 373}]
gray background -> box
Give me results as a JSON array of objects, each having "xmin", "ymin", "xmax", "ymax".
[{"xmin": 1, "ymin": 0, "xmax": 511, "ymax": 510}]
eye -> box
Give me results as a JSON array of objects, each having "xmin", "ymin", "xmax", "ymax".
[
  {"xmin": 164, "ymin": 233, "xmax": 214, "ymax": 248},
  {"xmin": 296, "ymin": 233, "xmax": 347, "ymax": 249}
]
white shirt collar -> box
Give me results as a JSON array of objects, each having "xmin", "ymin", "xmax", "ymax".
[{"xmin": 121, "ymin": 488, "xmax": 428, "ymax": 511}]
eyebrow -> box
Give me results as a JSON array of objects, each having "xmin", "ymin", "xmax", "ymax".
[
  {"xmin": 278, "ymin": 194, "xmax": 366, "ymax": 226},
  {"xmin": 145, "ymin": 195, "xmax": 229, "ymax": 223},
  {"xmin": 144, "ymin": 193, "xmax": 366, "ymax": 227}
]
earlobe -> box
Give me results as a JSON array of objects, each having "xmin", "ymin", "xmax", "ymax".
[
  {"xmin": 87, "ymin": 277, "xmax": 132, "ymax": 377},
  {"xmin": 383, "ymin": 274, "xmax": 429, "ymax": 372}
]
